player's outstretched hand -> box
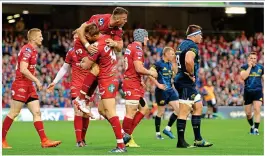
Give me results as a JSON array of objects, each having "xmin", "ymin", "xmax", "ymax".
[
  {"xmin": 47, "ymin": 82, "xmax": 55, "ymax": 93},
  {"xmin": 35, "ymin": 80, "xmax": 43, "ymax": 91},
  {"xmin": 157, "ymin": 83, "xmax": 166, "ymax": 90},
  {"xmin": 87, "ymin": 45, "xmax": 98, "ymax": 55},
  {"xmin": 184, "ymin": 72, "xmax": 195, "ymax": 83},
  {"xmin": 105, "ymin": 38, "xmax": 117, "ymax": 47}
]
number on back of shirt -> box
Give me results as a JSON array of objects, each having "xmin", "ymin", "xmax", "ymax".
[{"xmin": 176, "ymin": 54, "xmax": 181, "ymax": 68}]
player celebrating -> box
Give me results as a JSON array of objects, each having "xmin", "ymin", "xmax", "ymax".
[
  {"xmin": 2, "ymin": 28, "xmax": 61, "ymax": 149},
  {"xmin": 77, "ymin": 26, "xmax": 127, "ymax": 152},
  {"xmin": 47, "ymin": 24, "xmax": 99, "ymax": 147},
  {"xmin": 149, "ymin": 47, "xmax": 179, "ymax": 140},
  {"xmin": 74, "ymin": 7, "xmax": 128, "ymax": 111},
  {"xmin": 122, "ymin": 29, "xmax": 157, "ymax": 147},
  {"xmin": 173, "ymin": 25, "xmax": 213, "ymax": 148},
  {"xmin": 240, "ymin": 52, "xmax": 263, "ymax": 135}
]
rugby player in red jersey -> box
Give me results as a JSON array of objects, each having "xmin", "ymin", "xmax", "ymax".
[
  {"xmin": 122, "ymin": 29, "xmax": 157, "ymax": 147},
  {"xmin": 78, "ymin": 30, "xmax": 127, "ymax": 152},
  {"xmin": 73, "ymin": 7, "xmax": 128, "ymax": 114},
  {"xmin": 47, "ymin": 24, "xmax": 99, "ymax": 147},
  {"xmin": 2, "ymin": 28, "xmax": 61, "ymax": 149}
]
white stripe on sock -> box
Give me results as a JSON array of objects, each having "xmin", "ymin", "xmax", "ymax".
[{"xmin": 117, "ymin": 139, "xmax": 124, "ymax": 143}]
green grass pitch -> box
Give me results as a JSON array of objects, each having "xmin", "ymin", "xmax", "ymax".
[{"xmin": 2, "ymin": 119, "xmax": 264, "ymax": 155}]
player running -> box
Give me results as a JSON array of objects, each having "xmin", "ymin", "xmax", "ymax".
[
  {"xmin": 47, "ymin": 24, "xmax": 99, "ymax": 147},
  {"xmin": 122, "ymin": 29, "xmax": 157, "ymax": 147},
  {"xmin": 149, "ymin": 47, "xmax": 179, "ymax": 140},
  {"xmin": 2, "ymin": 28, "xmax": 61, "ymax": 149},
  {"xmin": 240, "ymin": 52, "xmax": 263, "ymax": 135},
  {"xmin": 173, "ymin": 25, "xmax": 213, "ymax": 148}
]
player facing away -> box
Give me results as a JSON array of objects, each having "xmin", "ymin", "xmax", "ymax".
[
  {"xmin": 122, "ymin": 29, "xmax": 157, "ymax": 147},
  {"xmin": 73, "ymin": 7, "xmax": 128, "ymax": 112},
  {"xmin": 47, "ymin": 25, "xmax": 99, "ymax": 147},
  {"xmin": 173, "ymin": 25, "xmax": 213, "ymax": 148},
  {"xmin": 77, "ymin": 29, "xmax": 127, "ymax": 152},
  {"xmin": 240, "ymin": 52, "xmax": 263, "ymax": 135},
  {"xmin": 149, "ymin": 47, "xmax": 179, "ymax": 140},
  {"xmin": 2, "ymin": 28, "xmax": 61, "ymax": 149}
]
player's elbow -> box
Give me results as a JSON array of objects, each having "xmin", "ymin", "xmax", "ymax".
[
  {"xmin": 240, "ymin": 72, "xmax": 247, "ymax": 80},
  {"xmin": 135, "ymin": 66, "xmax": 142, "ymax": 73},
  {"xmin": 20, "ymin": 68, "xmax": 26, "ymax": 74},
  {"xmin": 185, "ymin": 58, "xmax": 193, "ymax": 66}
]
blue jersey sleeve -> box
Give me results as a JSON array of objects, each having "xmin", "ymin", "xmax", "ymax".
[
  {"xmin": 241, "ymin": 64, "xmax": 248, "ymax": 71},
  {"xmin": 151, "ymin": 61, "xmax": 160, "ymax": 71}
]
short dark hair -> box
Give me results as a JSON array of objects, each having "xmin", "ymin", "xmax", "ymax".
[
  {"xmin": 248, "ymin": 52, "xmax": 257, "ymax": 57},
  {"xmin": 85, "ymin": 23, "xmax": 99, "ymax": 36},
  {"xmin": 186, "ymin": 24, "xmax": 202, "ymax": 36},
  {"xmin": 112, "ymin": 7, "xmax": 128, "ymax": 16}
]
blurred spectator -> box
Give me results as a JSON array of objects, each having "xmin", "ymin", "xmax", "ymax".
[{"xmin": 2, "ymin": 29, "xmax": 264, "ymax": 108}]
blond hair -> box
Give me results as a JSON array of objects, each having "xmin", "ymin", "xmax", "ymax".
[
  {"xmin": 27, "ymin": 28, "xmax": 41, "ymax": 41},
  {"xmin": 163, "ymin": 47, "xmax": 174, "ymax": 56}
]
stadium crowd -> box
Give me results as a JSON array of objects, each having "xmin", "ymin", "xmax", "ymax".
[{"xmin": 2, "ymin": 29, "xmax": 264, "ymax": 108}]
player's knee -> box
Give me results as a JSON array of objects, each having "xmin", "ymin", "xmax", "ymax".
[
  {"xmin": 245, "ymin": 111, "xmax": 252, "ymax": 118},
  {"xmin": 157, "ymin": 110, "xmax": 165, "ymax": 117},
  {"xmin": 8, "ymin": 111, "xmax": 20, "ymax": 119},
  {"xmin": 98, "ymin": 109, "xmax": 105, "ymax": 116},
  {"xmin": 253, "ymin": 107, "xmax": 260, "ymax": 114},
  {"xmin": 140, "ymin": 105, "xmax": 149, "ymax": 115},
  {"xmin": 32, "ymin": 110, "xmax": 41, "ymax": 117}
]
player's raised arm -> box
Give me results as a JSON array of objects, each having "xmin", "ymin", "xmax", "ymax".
[
  {"xmin": 76, "ymin": 22, "xmax": 98, "ymax": 54},
  {"xmin": 240, "ymin": 53, "xmax": 256, "ymax": 80},
  {"xmin": 105, "ymin": 38, "xmax": 123, "ymax": 52}
]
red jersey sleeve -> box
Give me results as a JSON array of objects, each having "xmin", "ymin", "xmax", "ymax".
[
  {"xmin": 85, "ymin": 15, "xmax": 97, "ymax": 24},
  {"xmin": 132, "ymin": 47, "xmax": 144, "ymax": 62},
  {"xmin": 20, "ymin": 47, "xmax": 33, "ymax": 63},
  {"xmin": 113, "ymin": 28, "xmax": 123, "ymax": 41},
  {"xmin": 65, "ymin": 49, "xmax": 73, "ymax": 64}
]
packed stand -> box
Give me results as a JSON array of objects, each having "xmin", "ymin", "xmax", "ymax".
[{"xmin": 2, "ymin": 30, "xmax": 264, "ymax": 108}]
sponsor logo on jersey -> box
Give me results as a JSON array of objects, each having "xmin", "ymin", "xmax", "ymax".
[
  {"xmin": 25, "ymin": 48, "xmax": 32, "ymax": 52},
  {"xmin": 108, "ymin": 84, "xmax": 116, "ymax": 93},
  {"xmin": 136, "ymin": 46, "xmax": 142, "ymax": 50},
  {"xmin": 99, "ymin": 18, "xmax": 104, "ymax": 26},
  {"xmin": 163, "ymin": 67, "xmax": 167, "ymax": 70},
  {"xmin": 125, "ymin": 49, "xmax": 131, "ymax": 55},
  {"xmin": 258, "ymin": 69, "xmax": 262, "ymax": 73}
]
